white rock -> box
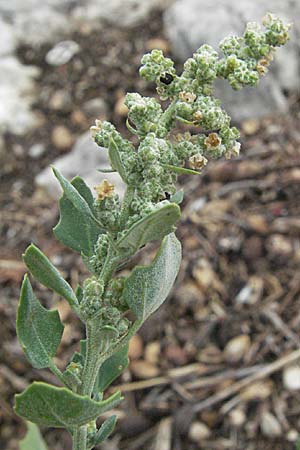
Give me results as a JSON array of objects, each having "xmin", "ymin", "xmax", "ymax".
[
  {"xmin": 0, "ymin": 57, "xmax": 40, "ymax": 134},
  {"xmin": 46, "ymin": 40, "xmax": 80, "ymax": 66},
  {"xmin": 189, "ymin": 421, "xmax": 211, "ymax": 441},
  {"xmin": 261, "ymin": 411, "xmax": 282, "ymax": 438},
  {"xmin": 164, "ymin": 0, "xmax": 300, "ymax": 120},
  {"xmin": 283, "ymin": 365, "xmax": 300, "ymax": 391},
  {"xmin": 35, "ymin": 131, "xmax": 125, "ymax": 199},
  {"xmin": 28, "ymin": 143, "xmax": 46, "ymax": 159},
  {"xmin": 224, "ymin": 335, "xmax": 251, "ymax": 363},
  {"xmin": 0, "ymin": 19, "xmax": 17, "ymax": 56}
]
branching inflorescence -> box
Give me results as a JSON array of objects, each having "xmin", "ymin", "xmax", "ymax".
[{"xmin": 15, "ymin": 14, "xmax": 290, "ymax": 450}]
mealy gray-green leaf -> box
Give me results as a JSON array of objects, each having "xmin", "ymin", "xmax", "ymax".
[
  {"xmin": 15, "ymin": 382, "xmax": 122, "ymax": 428},
  {"xmin": 52, "ymin": 169, "xmax": 103, "ymax": 256},
  {"xmin": 108, "ymin": 138, "xmax": 128, "ymax": 182},
  {"xmin": 117, "ymin": 203, "xmax": 181, "ymax": 251},
  {"xmin": 122, "ymin": 233, "xmax": 181, "ymax": 322},
  {"xmin": 170, "ymin": 189, "xmax": 184, "ymax": 205},
  {"xmin": 17, "ymin": 275, "xmax": 64, "ymax": 369},
  {"xmin": 19, "ymin": 422, "xmax": 48, "ymax": 450},
  {"xmin": 93, "ymin": 415, "xmax": 117, "ymax": 445},
  {"xmin": 95, "ymin": 344, "xmax": 129, "ymax": 393},
  {"xmin": 23, "ymin": 244, "xmax": 78, "ymax": 309}
]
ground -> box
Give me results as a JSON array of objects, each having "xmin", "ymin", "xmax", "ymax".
[{"xmin": 1, "ymin": 10, "xmax": 300, "ymax": 450}]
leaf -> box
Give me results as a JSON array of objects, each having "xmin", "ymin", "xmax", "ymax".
[
  {"xmin": 19, "ymin": 422, "xmax": 48, "ymax": 450},
  {"xmin": 108, "ymin": 138, "xmax": 127, "ymax": 182},
  {"xmin": 53, "ymin": 169, "xmax": 103, "ymax": 256},
  {"xmin": 93, "ymin": 415, "xmax": 117, "ymax": 445},
  {"xmin": 117, "ymin": 203, "xmax": 181, "ymax": 251},
  {"xmin": 161, "ymin": 163, "xmax": 201, "ymax": 175},
  {"xmin": 95, "ymin": 345, "xmax": 129, "ymax": 393},
  {"xmin": 170, "ymin": 189, "xmax": 184, "ymax": 204},
  {"xmin": 97, "ymin": 168, "xmax": 117, "ymax": 173},
  {"xmin": 17, "ymin": 276, "xmax": 64, "ymax": 369},
  {"xmin": 122, "ymin": 233, "xmax": 181, "ymax": 322},
  {"xmin": 15, "ymin": 382, "xmax": 122, "ymax": 428},
  {"xmin": 23, "ymin": 244, "xmax": 78, "ymax": 309}
]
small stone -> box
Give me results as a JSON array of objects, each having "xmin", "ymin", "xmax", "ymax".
[
  {"xmin": 46, "ymin": 41, "xmax": 80, "ymax": 66},
  {"xmin": 83, "ymin": 97, "xmax": 108, "ymax": 118},
  {"xmin": 28, "ymin": 143, "xmax": 46, "ymax": 159},
  {"xmin": 229, "ymin": 408, "xmax": 246, "ymax": 427},
  {"xmin": 224, "ymin": 335, "xmax": 251, "ymax": 363},
  {"xmin": 49, "ymin": 90, "xmax": 72, "ymax": 112},
  {"xmin": 165, "ymin": 344, "xmax": 188, "ymax": 365},
  {"xmin": 128, "ymin": 335, "xmax": 143, "ymax": 360},
  {"xmin": 188, "ymin": 421, "xmax": 211, "ymax": 442},
  {"xmin": 266, "ymin": 234, "xmax": 293, "ymax": 257},
  {"xmin": 261, "ymin": 411, "xmax": 282, "ymax": 438},
  {"xmin": 145, "ymin": 341, "xmax": 160, "ymax": 364},
  {"xmin": 130, "ymin": 360, "xmax": 159, "ymax": 379},
  {"xmin": 70, "ymin": 110, "xmax": 88, "ymax": 126},
  {"xmin": 146, "ymin": 38, "xmax": 170, "ymax": 53},
  {"xmin": 241, "ymin": 381, "xmax": 273, "ymax": 401},
  {"xmin": 286, "ymin": 429, "xmax": 299, "ymax": 442},
  {"xmin": 247, "ymin": 214, "xmax": 269, "ymax": 234},
  {"xmin": 51, "ymin": 126, "xmax": 74, "ymax": 150},
  {"xmin": 235, "ymin": 277, "xmax": 264, "ymax": 306},
  {"xmin": 283, "ymin": 365, "xmax": 300, "ymax": 391},
  {"xmin": 114, "ymin": 95, "xmax": 128, "ymax": 117},
  {"xmin": 242, "ymin": 119, "xmax": 260, "ymax": 135}
]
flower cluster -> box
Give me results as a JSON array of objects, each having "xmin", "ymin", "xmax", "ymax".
[{"xmin": 91, "ymin": 14, "xmax": 290, "ymax": 238}]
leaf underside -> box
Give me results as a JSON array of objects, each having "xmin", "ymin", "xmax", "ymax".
[
  {"xmin": 122, "ymin": 233, "xmax": 182, "ymax": 322},
  {"xmin": 15, "ymin": 382, "xmax": 122, "ymax": 428},
  {"xmin": 17, "ymin": 275, "xmax": 64, "ymax": 369},
  {"xmin": 53, "ymin": 170, "xmax": 103, "ymax": 256},
  {"xmin": 19, "ymin": 422, "xmax": 48, "ymax": 450}
]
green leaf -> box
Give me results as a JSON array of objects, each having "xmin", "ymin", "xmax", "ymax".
[
  {"xmin": 93, "ymin": 415, "xmax": 117, "ymax": 445},
  {"xmin": 161, "ymin": 163, "xmax": 201, "ymax": 175},
  {"xmin": 53, "ymin": 169, "xmax": 103, "ymax": 256},
  {"xmin": 15, "ymin": 382, "xmax": 122, "ymax": 428},
  {"xmin": 117, "ymin": 203, "xmax": 181, "ymax": 251},
  {"xmin": 23, "ymin": 244, "xmax": 78, "ymax": 309},
  {"xmin": 170, "ymin": 189, "xmax": 184, "ymax": 204},
  {"xmin": 108, "ymin": 138, "xmax": 127, "ymax": 182},
  {"xmin": 17, "ymin": 275, "xmax": 64, "ymax": 369},
  {"xmin": 19, "ymin": 422, "xmax": 48, "ymax": 450},
  {"xmin": 122, "ymin": 233, "xmax": 181, "ymax": 322},
  {"xmin": 95, "ymin": 345, "xmax": 129, "ymax": 393}
]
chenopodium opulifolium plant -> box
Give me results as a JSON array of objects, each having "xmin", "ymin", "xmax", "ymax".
[{"xmin": 15, "ymin": 13, "xmax": 290, "ymax": 450}]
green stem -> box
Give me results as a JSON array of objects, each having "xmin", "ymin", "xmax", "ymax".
[
  {"xmin": 119, "ymin": 185, "xmax": 135, "ymax": 229},
  {"xmin": 49, "ymin": 359, "xmax": 68, "ymax": 387}
]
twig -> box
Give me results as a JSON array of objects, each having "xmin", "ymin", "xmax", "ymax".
[
  {"xmin": 193, "ymin": 348, "xmax": 300, "ymax": 413},
  {"xmin": 262, "ymin": 307, "xmax": 300, "ymax": 347}
]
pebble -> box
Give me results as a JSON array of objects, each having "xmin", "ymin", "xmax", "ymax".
[
  {"xmin": 261, "ymin": 411, "xmax": 282, "ymax": 438},
  {"xmin": 283, "ymin": 365, "xmax": 300, "ymax": 391},
  {"xmin": 188, "ymin": 421, "xmax": 211, "ymax": 441},
  {"xmin": 28, "ymin": 143, "xmax": 46, "ymax": 159},
  {"xmin": 241, "ymin": 380, "xmax": 273, "ymax": 401},
  {"xmin": 46, "ymin": 40, "xmax": 80, "ymax": 66},
  {"xmin": 128, "ymin": 334, "xmax": 143, "ymax": 360},
  {"xmin": 224, "ymin": 335, "xmax": 251, "ymax": 363},
  {"xmin": 286, "ymin": 429, "xmax": 299, "ymax": 442},
  {"xmin": 49, "ymin": 90, "xmax": 72, "ymax": 112},
  {"xmin": 242, "ymin": 118, "xmax": 260, "ymax": 135},
  {"xmin": 229, "ymin": 408, "xmax": 246, "ymax": 427},
  {"xmin": 235, "ymin": 277, "xmax": 264, "ymax": 306},
  {"xmin": 114, "ymin": 94, "xmax": 128, "ymax": 117},
  {"xmin": 130, "ymin": 360, "xmax": 159, "ymax": 379},
  {"xmin": 145, "ymin": 341, "xmax": 160, "ymax": 364},
  {"xmin": 51, "ymin": 125, "xmax": 74, "ymax": 150},
  {"xmin": 83, "ymin": 97, "xmax": 108, "ymax": 118},
  {"xmin": 146, "ymin": 38, "xmax": 170, "ymax": 53},
  {"xmin": 165, "ymin": 344, "xmax": 188, "ymax": 365}
]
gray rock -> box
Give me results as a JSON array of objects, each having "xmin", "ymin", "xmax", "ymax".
[
  {"xmin": 72, "ymin": 0, "xmax": 172, "ymax": 28},
  {"xmin": 82, "ymin": 97, "xmax": 108, "ymax": 119},
  {"xmin": 164, "ymin": 0, "xmax": 300, "ymax": 120},
  {"xmin": 45, "ymin": 40, "xmax": 80, "ymax": 66},
  {"xmin": 0, "ymin": 57, "xmax": 41, "ymax": 134},
  {"xmin": 35, "ymin": 131, "xmax": 125, "ymax": 199},
  {"xmin": 28, "ymin": 143, "xmax": 46, "ymax": 159}
]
